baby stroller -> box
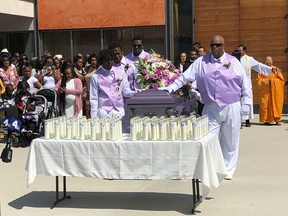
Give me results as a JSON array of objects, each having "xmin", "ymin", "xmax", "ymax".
[
  {"xmin": 35, "ymin": 88, "xmax": 59, "ymax": 118},
  {"xmin": 20, "ymin": 95, "xmax": 47, "ymax": 146},
  {"xmin": 20, "ymin": 88, "xmax": 59, "ymax": 146}
]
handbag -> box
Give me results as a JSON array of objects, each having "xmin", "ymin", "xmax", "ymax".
[{"xmin": 1, "ymin": 143, "xmax": 13, "ymax": 163}]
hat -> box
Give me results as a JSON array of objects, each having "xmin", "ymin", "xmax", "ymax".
[
  {"xmin": 0, "ymin": 48, "xmax": 11, "ymax": 58},
  {"xmin": 54, "ymin": 54, "xmax": 63, "ymax": 60},
  {"xmin": 1, "ymin": 48, "xmax": 9, "ymax": 53}
]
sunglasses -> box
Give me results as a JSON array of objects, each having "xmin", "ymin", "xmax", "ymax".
[
  {"xmin": 210, "ymin": 43, "xmax": 223, "ymax": 48},
  {"xmin": 132, "ymin": 44, "xmax": 142, "ymax": 48},
  {"xmin": 22, "ymin": 57, "xmax": 28, "ymax": 60}
]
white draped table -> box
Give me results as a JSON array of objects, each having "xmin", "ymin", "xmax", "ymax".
[{"xmin": 25, "ymin": 133, "xmax": 227, "ymax": 211}]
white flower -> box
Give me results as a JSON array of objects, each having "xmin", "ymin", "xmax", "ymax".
[{"xmin": 224, "ymin": 61, "xmax": 231, "ymax": 69}]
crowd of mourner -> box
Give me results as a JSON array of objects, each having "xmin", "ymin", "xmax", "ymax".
[{"xmin": 0, "ymin": 36, "xmax": 205, "ymax": 130}]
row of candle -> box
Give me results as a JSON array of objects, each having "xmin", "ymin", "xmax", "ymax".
[
  {"xmin": 44, "ymin": 116, "xmax": 122, "ymax": 140},
  {"xmin": 129, "ymin": 115, "xmax": 209, "ymax": 141}
]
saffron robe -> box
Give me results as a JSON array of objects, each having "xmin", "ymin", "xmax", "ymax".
[{"xmin": 257, "ymin": 67, "xmax": 285, "ymax": 123}]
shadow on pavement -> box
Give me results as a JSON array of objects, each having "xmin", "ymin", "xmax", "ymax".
[{"xmin": 8, "ymin": 191, "xmax": 201, "ymax": 215}]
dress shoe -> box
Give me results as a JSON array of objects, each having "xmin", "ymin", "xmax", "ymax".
[
  {"xmin": 224, "ymin": 175, "xmax": 233, "ymax": 180},
  {"xmin": 245, "ymin": 121, "xmax": 251, "ymax": 127}
]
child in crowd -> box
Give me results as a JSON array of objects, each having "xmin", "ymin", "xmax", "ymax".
[
  {"xmin": 1, "ymin": 84, "xmax": 16, "ymax": 106},
  {"xmin": 22, "ymin": 97, "xmax": 45, "ymax": 123},
  {"xmin": 15, "ymin": 80, "xmax": 31, "ymax": 116}
]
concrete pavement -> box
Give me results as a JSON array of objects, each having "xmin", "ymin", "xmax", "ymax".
[{"xmin": 1, "ymin": 114, "xmax": 288, "ymax": 216}]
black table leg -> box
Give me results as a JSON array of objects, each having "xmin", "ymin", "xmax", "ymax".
[
  {"xmin": 191, "ymin": 179, "xmax": 202, "ymax": 214},
  {"xmin": 50, "ymin": 176, "xmax": 71, "ymax": 209}
]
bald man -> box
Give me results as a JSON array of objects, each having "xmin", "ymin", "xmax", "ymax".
[{"xmin": 160, "ymin": 35, "xmax": 252, "ymax": 180}]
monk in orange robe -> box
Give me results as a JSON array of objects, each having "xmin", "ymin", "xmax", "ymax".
[{"xmin": 257, "ymin": 56, "xmax": 285, "ymax": 125}]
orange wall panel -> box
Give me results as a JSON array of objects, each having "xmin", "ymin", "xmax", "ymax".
[{"xmin": 38, "ymin": 0, "xmax": 165, "ymax": 30}]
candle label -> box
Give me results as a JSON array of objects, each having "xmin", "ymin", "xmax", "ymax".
[
  {"xmin": 180, "ymin": 122, "xmax": 186, "ymax": 128},
  {"xmin": 169, "ymin": 122, "xmax": 175, "ymax": 128},
  {"xmin": 44, "ymin": 121, "xmax": 49, "ymax": 127},
  {"xmin": 54, "ymin": 121, "xmax": 59, "ymax": 128}
]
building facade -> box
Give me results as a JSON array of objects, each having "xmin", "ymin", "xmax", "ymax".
[
  {"xmin": 0, "ymin": 0, "xmax": 35, "ymax": 56},
  {"xmin": 0, "ymin": 0, "xmax": 193, "ymax": 61}
]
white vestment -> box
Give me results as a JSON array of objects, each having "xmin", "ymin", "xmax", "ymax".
[{"xmin": 240, "ymin": 54, "xmax": 272, "ymax": 120}]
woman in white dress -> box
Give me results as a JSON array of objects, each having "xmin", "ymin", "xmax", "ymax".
[
  {"xmin": 55, "ymin": 65, "xmax": 83, "ymax": 117},
  {"xmin": 37, "ymin": 62, "xmax": 61, "ymax": 88}
]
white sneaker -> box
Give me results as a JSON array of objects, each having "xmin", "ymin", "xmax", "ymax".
[{"xmin": 224, "ymin": 175, "xmax": 233, "ymax": 180}]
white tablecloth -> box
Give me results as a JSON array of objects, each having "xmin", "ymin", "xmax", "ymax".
[{"xmin": 25, "ymin": 133, "xmax": 227, "ymax": 198}]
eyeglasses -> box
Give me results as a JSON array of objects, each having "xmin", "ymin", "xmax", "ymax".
[
  {"xmin": 22, "ymin": 57, "xmax": 28, "ymax": 60},
  {"xmin": 132, "ymin": 44, "xmax": 142, "ymax": 48},
  {"xmin": 210, "ymin": 43, "xmax": 223, "ymax": 48}
]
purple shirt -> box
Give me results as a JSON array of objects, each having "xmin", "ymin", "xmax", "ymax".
[{"xmin": 169, "ymin": 53, "xmax": 252, "ymax": 107}]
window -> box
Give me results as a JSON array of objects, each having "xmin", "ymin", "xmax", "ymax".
[
  {"xmin": 73, "ymin": 31, "xmax": 101, "ymax": 56},
  {"xmin": 135, "ymin": 27, "xmax": 165, "ymax": 56},
  {"xmin": 42, "ymin": 31, "xmax": 70, "ymax": 59},
  {"xmin": 103, "ymin": 29, "xmax": 133, "ymax": 55}
]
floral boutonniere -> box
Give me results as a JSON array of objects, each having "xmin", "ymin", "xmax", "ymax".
[
  {"xmin": 124, "ymin": 63, "xmax": 130, "ymax": 73},
  {"xmin": 117, "ymin": 77, "xmax": 123, "ymax": 85},
  {"xmin": 224, "ymin": 61, "xmax": 231, "ymax": 69}
]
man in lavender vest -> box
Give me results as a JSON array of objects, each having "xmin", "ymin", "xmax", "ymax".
[
  {"xmin": 125, "ymin": 35, "xmax": 150, "ymax": 63},
  {"xmin": 90, "ymin": 49, "xmax": 137, "ymax": 119},
  {"xmin": 160, "ymin": 35, "xmax": 252, "ymax": 180},
  {"xmin": 108, "ymin": 42, "xmax": 138, "ymax": 91}
]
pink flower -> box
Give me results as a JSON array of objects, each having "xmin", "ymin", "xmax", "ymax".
[
  {"xmin": 144, "ymin": 55, "xmax": 149, "ymax": 61},
  {"xmin": 144, "ymin": 74, "xmax": 150, "ymax": 80},
  {"xmin": 155, "ymin": 69, "xmax": 161, "ymax": 75},
  {"xmin": 174, "ymin": 69, "xmax": 180, "ymax": 75},
  {"xmin": 162, "ymin": 69, "xmax": 169, "ymax": 76},
  {"xmin": 151, "ymin": 83, "xmax": 158, "ymax": 89},
  {"xmin": 141, "ymin": 69, "xmax": 147, "ymax": 75},
  {"xmin": 152, "ymin": 74, "xmax": 159, "ymax": 80},
  {"xmin": 158, "ymin": 74, "xmax": 163, "ymax": 80}
]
